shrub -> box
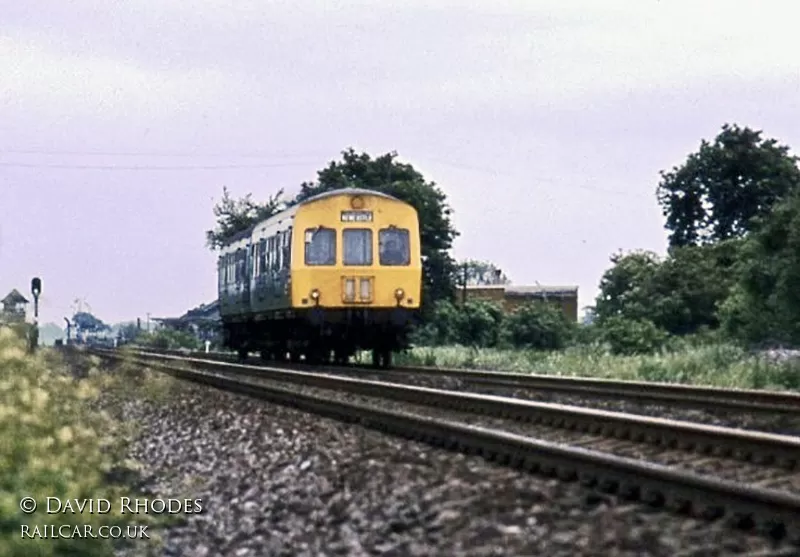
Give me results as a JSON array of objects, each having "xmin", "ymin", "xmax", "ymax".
[
  {"xmin": 503, "ymin": 302, "xmax": 575, "ymax": 351},
  {"xmin": 137, "ymin": 328, "xmax": 201, "ymax": 351},
  {"xmin": 410, "ymin": 300, "xmax": 503, "ymax": 348},
  {"xmin": 0, "ymin": 326, "xmax": 159, "ymax": 556},
  {"xmin": 596, "ymin": 316, "xmax": 668, "ymax": 355}
]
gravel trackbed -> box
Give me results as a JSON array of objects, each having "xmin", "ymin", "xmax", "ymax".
[{"xmin": 112, "ymin": 380, "xmax": 796, "ymax": 557}]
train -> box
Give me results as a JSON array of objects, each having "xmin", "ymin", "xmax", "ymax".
[{"xmin": 217, "ymin": 187, "xmax": 423, "ymax": 368}]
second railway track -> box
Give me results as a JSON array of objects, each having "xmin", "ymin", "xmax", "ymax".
[
  {"xmin": 135, "ymin": 346, "xmax": 800, "ymax": 415},
  {"xmin": 90, "ymin": 347, "xmax": 800, "ymax": 543}
]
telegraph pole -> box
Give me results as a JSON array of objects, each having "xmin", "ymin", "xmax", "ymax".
[{"xmin": 461, "ymin": 262, "xmax": 468, "ymax": 304}]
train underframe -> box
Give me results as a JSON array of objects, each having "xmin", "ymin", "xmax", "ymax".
[{"xmin": 221, "ymin": 307, "xmax": 416, "ymax": 368}]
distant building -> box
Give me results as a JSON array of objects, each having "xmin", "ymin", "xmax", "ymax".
[
  {"xmin": 457, "ymin": 284, "xmax": 579, "ymax": 322},
  {"xmin": 153, "ymin": 300, "xmax": 221, "ymax": 343},
  {"xmin": 1, "ymin": 289, "xmax": 30, "ymax": 323}
]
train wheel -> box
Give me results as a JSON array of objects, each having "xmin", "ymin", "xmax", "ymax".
[
  {"xmin": 237, "ymin": 347, "xmax": 248, "ymax": 361},
  {"xmin": 371, "ymin": 349, "xmax": 381, "ymax": 368},
  {"xmin": 290, "ymin": 352, "xmax": 301, "ymax": 363}
]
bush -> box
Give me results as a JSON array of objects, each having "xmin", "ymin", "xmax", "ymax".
[
  {"xmin": 597, "ymin": 316, "xmax": 668, "ymax": 355},
  {"xmin": 410, "ymin": 300, "xmax": 503, "ymax": 348},
  {"xmin": 503, "ymin": 302, "xmax": 575, "ymax": 351},
  {"xmin": 137, "ymin": 328, "xmax": 201, "ymax": 351},
  {"xmin": 455, "ymin": 300, "xmax": 504, "ymax": 348},
  {"xmin": 396, "ymin": 341, "xmax": 800, "ymax": 390},
  {"xmin": 0, "ymin": 326, "xmax": 159, "ymax": 556}
]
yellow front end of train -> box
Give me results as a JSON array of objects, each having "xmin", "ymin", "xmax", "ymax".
[{"xmin": 290, "ymin": 190, "xmax": 422, "ymax": 312}]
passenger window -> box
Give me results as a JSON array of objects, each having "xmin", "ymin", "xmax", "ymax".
[
  {"xmin": 379, "ymin": 228, "xmax": 410, "ymax": 266},
  {"xmin": 275, "ymin": 234, "xmax": 282, "ymax": 270},
  {"xmin": 304, "ymin": 227, "xmax": 336, "ymax": 265},
  {"xmin": 259, "ymin": 239, "xmax": 266, "ymax": 275},
  {"xmin": 283, "ymin": 230, "xmax": 292, "ymax": 267},
  {"xmin": 343, "ymin": 229, "xmax": 373, "ymax": 266}
]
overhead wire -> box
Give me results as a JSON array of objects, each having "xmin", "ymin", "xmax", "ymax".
[
  {"xmin": 0, "ymin": 147, "xmax": 650, "ymax": 198},
  {"xmin": 0, "ymin": 148, "xmax": 331, "ymax": 158},
  {"xmin": 0, "ymin": 161, "xmax": 319, "ymax": 170}
]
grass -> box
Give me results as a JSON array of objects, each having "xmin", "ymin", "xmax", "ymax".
[
  {"xmin": 0, "ymin": 326, "xmax": 170, "ymax": 557},
  {"xmin": 394, "ymin": 342, "xmax": 800, "ymax": 391}
]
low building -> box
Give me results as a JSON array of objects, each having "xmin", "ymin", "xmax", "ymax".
[
  {"xmin": 1, "ymin": 289, "xmax": 30, "ymax": 323},
  {"xmin": 457, "ymin": 284, "xmax": 579, "ymax": 322},
  {"xmin": 153, "ymin": 300, "xmax": 221, "ymax": 343}
]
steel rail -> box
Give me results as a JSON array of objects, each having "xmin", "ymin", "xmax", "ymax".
[
  {"xmin": 125, "ymin": 346, "xmax": 800, "ymax": 415},
  {"xmin": 90, "ymin": 349, "xmax": 800, "ymax": 542},
  {"xmin": 94, "ymin": 349, "xmax": 800, "ymax": 471}
]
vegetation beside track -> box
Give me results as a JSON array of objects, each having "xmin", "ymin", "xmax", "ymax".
[
  {"xmin": 394, "ymin": 341, "xmax": 800, "ymax": 391},
  {"xmin": 0, "ymin": 326, "xmax": 168, "ymax": 557}
]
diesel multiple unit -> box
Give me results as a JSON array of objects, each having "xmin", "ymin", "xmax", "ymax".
[{"xmin": 217, "ymin": 188, "xmax": 422, "ymax": 367}]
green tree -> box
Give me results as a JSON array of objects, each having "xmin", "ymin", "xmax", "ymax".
[
  {"xmin": 721, "ymin": 190, "xmax": 800, "ymax": 346},
  {"xmin": 594, "ymin": 250, "xmax": 661, "ymax": 323},
  {"xmin": 295, "ymin": 149, "xmax": 459, "ymax": 309},
  {"xmin": 657, "ymin": 124, "xmax": 800, "ymax": 247},
  {"xmin": 206, "ymin": 186, "xmax": 285, "ymax": 249},
  {"xmin": 72, "ymin": 312, "xmax": 109, "ymax": 333},
  {"xmin": 594, "ymin": 243, "xmax": 739, "ymax": 336}
]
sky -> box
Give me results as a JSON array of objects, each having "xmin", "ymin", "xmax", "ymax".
[{"xmin": 1, "ymin": 0, "xmax": 799, "ymax": 326}]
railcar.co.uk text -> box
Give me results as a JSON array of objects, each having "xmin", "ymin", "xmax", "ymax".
[{"xmin": 18, "ymin": 497, "xmax": 204, "ymax": 540}]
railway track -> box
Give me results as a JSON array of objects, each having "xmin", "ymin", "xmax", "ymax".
[
  {"xmin": 126, "ymin": 346, "xmax": 800, "ymax": 416},
  {"xmin": 89, "ymin": 347, "xmax": 800, "ymax": 543}
]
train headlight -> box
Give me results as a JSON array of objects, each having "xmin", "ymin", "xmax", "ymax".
[
  {"xmin": 344, "ymin": 279, "xmax": 356, "ymax": 301},
  {"xmin": 310, "ymin": 289, "xmax": 320, "ymax": 301},
  {"xmin": 394, "ymin": 288, "xmax": 405, "ymax": 301},
  {"xmin": 360, "ymin": 278, "xmax": 371, "ymax": 301}
]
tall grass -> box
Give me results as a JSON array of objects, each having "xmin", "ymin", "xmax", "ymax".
[
  {"xmin": 395, "ymin": 342, "xmax": 800, "ymax": 391},
  {"xmin": 0, "ymin": 326, "xmax": 165, "ymax": 557}
]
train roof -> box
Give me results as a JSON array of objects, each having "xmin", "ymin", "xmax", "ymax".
[
  {"xmin": 299, "ymin": 187, "xmax": 400, "ymax": 205},
  {"xmin": 219, "ymin": 188, "xmax": 400, "ymax": 249}
]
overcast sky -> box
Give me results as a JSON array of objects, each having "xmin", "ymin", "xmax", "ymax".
[{"xmin": 2, "ymin": 0, "xmax": 799, "ymax": 326}]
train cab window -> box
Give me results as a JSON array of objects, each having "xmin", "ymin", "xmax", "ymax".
[
  {"xmin": 304, "ymin": 227, "xmax": 336, "ymax": 265},
  {"xmin": 343, "ymin": 229, "xmax": 373, "ymax": 266},
  {"xmin": 379, "ymin": 228, "xmax": 410, "ymax": 266}
]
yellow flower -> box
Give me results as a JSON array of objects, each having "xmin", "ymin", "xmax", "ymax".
[
  {"xmin": 57, "ymin": 426, "xmax": 74, "ymax": 444},
  {"xmin": 30, "ymin": 387, "xmax": 49, "ymax": 409},
  {"xmin": 76, "ymin": 381, "xmax": 98, "ymax": 400}
]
